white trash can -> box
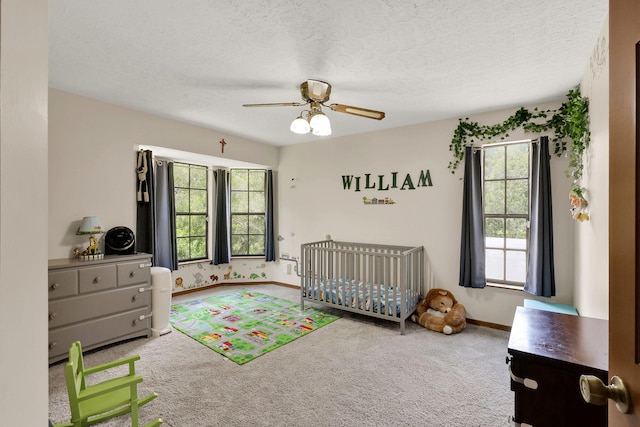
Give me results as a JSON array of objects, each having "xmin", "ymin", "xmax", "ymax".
[{"xmin": 150, "ymin": 266, "xmax": 173, "ymax": 337}]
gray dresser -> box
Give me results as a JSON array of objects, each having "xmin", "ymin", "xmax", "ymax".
[{"xmin": 48, "ymin": 253, "xmax": 153, "ymax": 364}]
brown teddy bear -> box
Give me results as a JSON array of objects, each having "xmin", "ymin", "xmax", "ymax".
[{"xmin": 411, "ymin": 288, "xmax": 466, "ymax": 334}]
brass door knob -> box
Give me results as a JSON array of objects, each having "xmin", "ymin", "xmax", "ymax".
[{"xmin": 580, "ymin": 375, "xmax": 631, "ymax": 414}]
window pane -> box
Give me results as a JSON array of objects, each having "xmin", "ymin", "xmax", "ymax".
[
  {"xmin": 248, "ymin": 235, "xmax": 265, "ymax": 255},
  {"xmin": 191, "ymin": 215, "xmax": 206, "ymax": 236},
  {"xmin": 507, "ymin": 179, "xmax": 528, "ymax": 214},
  {"xmin": 232, "ymin": 235, "xmax": 248, "ymax": 255},
  {"xmin": 231, "ymin": 170, "xmax": 248, "ymax": 190},
  {"xmin": 175, "ymin": 188, "xmax": 189, "ymax": 212},
  {"xmin": 190, "ymin": 167, "xmax": 207, "ymax": 189},
  {"xmin": 177, "ymin": 237, "xmax": 190, "ymax": 260},
  {"xmin": 484, "ymin": 147, "xmax": 505, "ymax": 180},
  {"xmin": 231, "ymin": 215, "xmax": 248, "ymax": 234},
  {"xmin": 248, "ymin": 215, "xmax": 265, "ymax": 234},
  {"xmin": 482, "ymin": 143, "xmax": 528, "ymax": 285},
  {"xmin": 485, "ymin": 218, "xmax": 505, "ymax": 248},
  {"xmin": 507, "ymin": 144, "xmax": 529, "ymax": 179},
  {"xmin": 174, "ymin": 163, "xmax": 208, "ymax": 262},
  {"xmin": 484, "ymin": 181, "xmax": 505, "ymax": 214},
  {"xmin": 506, "ymin": 218, "xmax": 527, "ymax": 249},
  {"xmin": 230, "ymin": 169, "xmax": 266, "ymax": 257},
  {"xmin": 506, "ymin": 250, "xmax": 526, "ymax": 282},
  {"xmin": 249, "ymin": 192, "xmax": 265, "ymax": 213},
  {"xmin": 174, "ymin": 164, "xmax": 189, "ymax": 187},
  {"xmin": 231, "ymin": 192, "xmax": 248, "ymax": 212},
  {"xmin": 486, "ymin": 249, "xmax": 504, "ymax": 281},
  {"xmin": 190, "ymin": 189, "xmax": 207, "ymax": 213},
  {"xmin": 176, "ymin": 215, "xmax": 189, "ymax": 238},
  {"xmin": 190, "ymin": 237, "xmax": 206, "ymax": 259},
  {"xmin": 249, "ymin": 170, "xmax": 265, "ymax": 191}
]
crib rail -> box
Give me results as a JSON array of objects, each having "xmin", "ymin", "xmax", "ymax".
[{"xmin": 300, "ymin": 240, "xmax": 425, "ymax": 334}]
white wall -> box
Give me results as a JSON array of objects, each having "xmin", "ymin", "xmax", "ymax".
[
  {"xmin": 273, "ymin": 102, "xmax": 576, "ymax": 327},
  {"xmin": 0, "ymin": 0, "xmax": 49, "ymax": 424},
  {"xmin": 574, "ymin": 19, "xmax": 609, "ymax": 320},
  {"xmin": 48, "ymin": 89, "xmax": 280, "ymax": 259}
]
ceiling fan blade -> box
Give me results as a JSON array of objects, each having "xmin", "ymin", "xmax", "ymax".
[
  {"xmin": 242, "ymin": 102, "xmax": 307, "ymax": 107},
  {"xmin": 329, "ymin": 104, "xmax": 386, "ymax": 120}
]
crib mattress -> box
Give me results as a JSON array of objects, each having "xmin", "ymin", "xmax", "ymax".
[{"xmin": 305, "ymin": 279, "xmax": 419, "ymax": 316}]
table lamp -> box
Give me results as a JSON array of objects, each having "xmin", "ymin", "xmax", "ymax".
[{"xmin": 76, "ymin": 216, "xmax": 105, "ymax": 260}]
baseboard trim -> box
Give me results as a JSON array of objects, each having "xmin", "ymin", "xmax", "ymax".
[
  {"xmin": 467, "ymin": 318, "xmax": 511, "ymax": 332},
  {"xmin": 172, "ymin": 282, "xmax": 512, "ymax": 332},
  {"xmin": 172, "ymin": 281, "xmax": 299, "ymax": 297}
]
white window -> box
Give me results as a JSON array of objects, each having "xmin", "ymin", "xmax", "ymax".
[
  {"xmin": 174, "ymin": 162, "xmax": 208, "ymax": 262},
  {"xmin": 483, "ymin": 143, "xmax": 530, "ymax": 286},
  {"xmin": 230, "ymin": 169, "xmax": 266, "ymax": 256}
]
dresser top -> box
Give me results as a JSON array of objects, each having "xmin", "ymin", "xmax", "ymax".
[
  {"xmin": 49, "ymin": 253, "xmax": 151, "ymax": 270},
  {"xmin": 508, "ymin": 306, "xmax": 608, "ymax": 372}
]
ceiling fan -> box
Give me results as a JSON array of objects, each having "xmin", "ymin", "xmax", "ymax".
[{"xmin": 242, "ymin": 79, "xmax": 385, "ymax": 136}]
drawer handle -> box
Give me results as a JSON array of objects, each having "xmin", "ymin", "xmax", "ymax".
[
  {"xmin": 49, "ymin": 342, "xmax": 57, "ymax": 351},
  {"xmin": 507, "ymin": 356, "xmax": 539, "ymax": 390},
  {"xmin": 50, "ymin": 283, "xmax": 59, "ymax": 290},
  {"xmin": 49, "ymin": 312, "xmax": 57, "ymax": 321},
  {"xmin": 129, "ymin": 271, "xmax": 135, "ymax": 278},
  {"xmin": 132, "ymin": 295, "xmax": 138, "ymax": 302},
  {"xmin": 133, "ymin": 313, "xmax": 152, "ymax": 326},
  {"xmin": 93, "ymin": 276, "xmax": 101, "ymax": 284}
]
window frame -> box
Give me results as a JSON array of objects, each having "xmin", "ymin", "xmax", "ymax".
[
  {"xmin": 229, "ymin": 168, "xmax": 267, "ymax": 257},
  {"xmin": 173, "ymin": 162, "xmax": 209, "ymax": 263},
  {"xmin": 482, "ymin": 142, "xmax": 531, "ymax": 287}
]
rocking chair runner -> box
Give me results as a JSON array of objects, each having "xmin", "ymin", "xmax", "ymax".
[{"xmin": 54, "ymin": 341, "xmax": 162, "ymax": 427}]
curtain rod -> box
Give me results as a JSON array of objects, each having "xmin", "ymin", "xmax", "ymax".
[{"xmin": 478, "ymin": 138, "xmax": 539, "ymax": 149}]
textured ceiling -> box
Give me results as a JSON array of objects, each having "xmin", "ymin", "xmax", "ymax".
[{"xmin": 49, "ymin": 1, "xmax": 608, "ymax": 147}]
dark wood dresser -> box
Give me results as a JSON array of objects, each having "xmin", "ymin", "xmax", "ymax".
[{"xmin": 507, "ymin": 306, "xmax": 608, "ymax": 426}]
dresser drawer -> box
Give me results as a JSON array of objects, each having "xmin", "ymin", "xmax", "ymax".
[
  {"xmin": 48, "ymin": 270, "xmax": 78, "ymax": 299},
  {"xmin": 48, "ymin": 307, "xmax": 151, "ymax": 362},
  {"xmin": 117, "ymin": 261, "xmax": 151, "ymax": 287},
  {"xmin": 78, "ymin": 264, "xmax": 116, "ymax": 293},
  {"xmin": 48, "ymin": 286, "xmax": 151, "ymax": 328}
]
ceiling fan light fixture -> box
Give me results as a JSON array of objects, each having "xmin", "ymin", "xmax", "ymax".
[
  {"xmin": 244, "ymin": 79, "xmax": 384, "ymax": 137},
  {"xmin": 290, "ymin": 115, "xmax": 310, "ymax": 134},
  {"xmin": 309, "ymin": 112, "xmax": 331, "ymax": 136},
  {"xmin": 312, "ymin": 125, "xmax": 332, "ymax": 136}
]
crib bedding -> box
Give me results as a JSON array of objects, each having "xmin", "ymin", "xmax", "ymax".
[{"xmin": 305, "ymin": 279, "xmax": 420, "ymax": 315}]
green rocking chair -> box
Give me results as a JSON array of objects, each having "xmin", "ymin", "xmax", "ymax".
[{"xmin": 54, "ymin": 341, "xmax": 162, "ymax": 427}]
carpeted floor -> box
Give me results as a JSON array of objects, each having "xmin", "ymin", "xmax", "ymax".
[{"xmin": 49, "ymin": 284, "xmax": 513, "ymax": 427}]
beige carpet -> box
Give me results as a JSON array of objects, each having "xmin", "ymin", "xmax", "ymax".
[{"xmin": 49, "ymin": 284, "xmax": 513, "ymax": 427}]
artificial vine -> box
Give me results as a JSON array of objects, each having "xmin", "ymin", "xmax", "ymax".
[
  {"xmin": 448, "ymin": 87, "xmax": 591, "ymax": 221},
  {"xmin": 448, "ymin": 87, "xmax": 591, "ymax": 184}
]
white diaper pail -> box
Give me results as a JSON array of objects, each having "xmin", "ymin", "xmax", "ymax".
[{"xmin": 150, "ymin": 266, "xmax": 173, "ymax": 337}]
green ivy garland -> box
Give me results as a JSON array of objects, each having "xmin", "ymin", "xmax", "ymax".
[{"xmin": 448, "ymin": 87, "xmax": 590, "ymax": 184}]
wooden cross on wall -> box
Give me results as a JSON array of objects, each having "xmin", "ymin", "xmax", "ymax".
[{"xmin": 220, "ymin": 138, "xmax": 227, "ymax": 153}]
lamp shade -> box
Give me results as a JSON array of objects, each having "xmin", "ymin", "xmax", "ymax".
[
  {"xmin": 290, "ymin": 116, "xmax": 310, "ymax": 134},
  {"xmin": 77, "ymin": 216, "xmax": 104, "ymax": 235},
  {"xmin": 310, "ymin": 113, "xmax": 331, "ymax": 136}
]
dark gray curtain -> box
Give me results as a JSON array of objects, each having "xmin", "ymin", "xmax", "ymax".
[
  {"xmin": 135, "ymin": 150, "xmax": 178, "ymax": 270},
  {"xmin": 459, "ymin": 146, "xmax": 486, "ymax": 288},
  {"xmin": 153, "ymin": 160, "xmax": 178, "ymax": 270},
  {"xmin": 525, "ymin": 136, "xmax": 556, "ymax": 296},
  {"xmin": 211, "ymin": 169, "xmax": 231, "ymax": 265},
  {"xmin": 265, "ymin": 170, "xmax": 276, "ymax": 261},
  {"xmin": 136, "ymin": 150, "xmax": 155, "ymax": 256}
]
